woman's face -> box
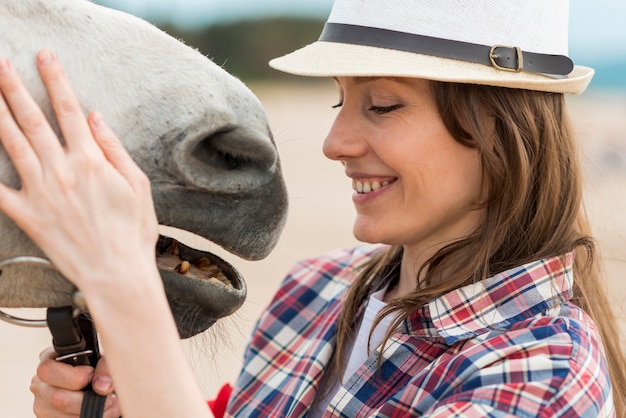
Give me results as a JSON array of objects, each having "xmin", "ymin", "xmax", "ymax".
[{"xmin": 323, "ymin": 77, "xmax": 485, "ymax": 256}]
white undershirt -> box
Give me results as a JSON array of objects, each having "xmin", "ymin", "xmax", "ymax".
[{"xmin": 310, "ymin": 288, "xmax": 394, "ymax": 417}]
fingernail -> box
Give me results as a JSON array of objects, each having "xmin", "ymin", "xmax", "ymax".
[
  {"xmin": 0, "ymin": 57, "xmax": 9, "ymax": 75},
  {"xmin": 91, "ymin": 111, "xmax": 104, "ymax": 127},
  {"xmin": 107, "ymin": 393, "xmax": 118, "ymax": 409},
  {"xmin": 94, "ymin": 375, "xmax": 112, "ymax": 392},
  {"xmin": 37, "ymin": 50, "xmax": 54, "ymax": 65}
]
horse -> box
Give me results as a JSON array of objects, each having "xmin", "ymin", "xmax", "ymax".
[{"xmin": 0, "ymin": 0, "xmax": 288, "ymax": 338}]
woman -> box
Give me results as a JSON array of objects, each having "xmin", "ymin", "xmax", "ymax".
[{"xmin": 4, "ymin": 0, "xmax": 625, "ymax": 416}]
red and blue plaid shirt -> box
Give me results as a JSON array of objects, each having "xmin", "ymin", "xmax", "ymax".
[{"xmin": 225, "ymin": 245, "xmax": 614, "ymax": 417}]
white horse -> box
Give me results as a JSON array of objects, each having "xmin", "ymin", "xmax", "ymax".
[{"xmin": 0, "ymin": 0, "xmax": 288, "ymax": 337}]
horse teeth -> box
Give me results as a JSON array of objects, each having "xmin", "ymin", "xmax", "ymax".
[
  {"xmin": 193, "ymin": 257, "xmax": 211, "ymax": 269},
  {"xmin": 207, "ymin": 277, "xmax": 224, "ymax": 286},
  {"xmin": 168, "ymin": 239, "xmax": 180, "ymax": 256},
  {"xmin": 175, "ymin": 260, "xmax": 190, "ymax": 275},
  {"xmin": 193, "ymin": 257, "xmax": 220, "ymax": 274}
]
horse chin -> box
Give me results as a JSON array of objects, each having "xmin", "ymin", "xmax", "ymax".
[{"xmin": 156, "ymin": 235, "xmax": 246, "ymax": 339}]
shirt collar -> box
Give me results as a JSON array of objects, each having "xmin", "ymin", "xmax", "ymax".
[{"xmin": 406, "ymin": 253, "xmax": 575, "ymax": 344}]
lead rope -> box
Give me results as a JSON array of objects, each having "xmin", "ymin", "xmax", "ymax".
[{"xmin": 47, "ymin": 306, "xmax": 106, "ymax": 418}]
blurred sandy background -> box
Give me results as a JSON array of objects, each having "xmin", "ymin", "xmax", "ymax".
[{"xmin": 0, "ymin": 82, "xmax": 624, "ymax": 417}]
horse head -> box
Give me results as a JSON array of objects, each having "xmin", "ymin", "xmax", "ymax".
[{"xmin": 0, "ymin": 0, "xmax": 288, "ymax": 338}]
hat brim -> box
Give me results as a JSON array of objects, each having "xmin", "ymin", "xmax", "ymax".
[{"xmin": 270, "ymin": 41, "xmax": 594, "ymax": 95}]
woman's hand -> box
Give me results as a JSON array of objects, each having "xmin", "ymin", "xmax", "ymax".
[
  {"xmin": 31, "ymin": 347, "xmax": 121, "ymax": 418},
  {"xmin": 0, "ymin": 50, "xmax": 160, "ymax": 297},
  {"xmin": 0, "ymin": 51, "xmax": 211, "ymax": 417}
]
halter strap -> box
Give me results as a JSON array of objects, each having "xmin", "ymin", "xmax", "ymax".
[{"xmin": 47, "ymin": 306, "xmax": 106, "ymax": 418}]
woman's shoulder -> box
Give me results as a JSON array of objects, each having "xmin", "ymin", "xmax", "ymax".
[
  {"xmin": 446, "ymin": 305, "xmax": 613, "ymax": 414},
  {"xmin": 460, "ymin": 302, "xmax": 607, "ymax": 368},
  {"xmin": 405, "ymin": 306, "xmax": 613, "ymax": 416}
]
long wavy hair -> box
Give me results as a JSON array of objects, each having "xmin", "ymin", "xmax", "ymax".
[{"xmin": 331, "ymin": 81, "xmax": 626, "ymax": 414}]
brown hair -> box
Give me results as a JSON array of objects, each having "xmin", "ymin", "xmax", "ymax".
[{"xmin": 330, "ymin": 81, "xmax": 626, "ymax": 414}]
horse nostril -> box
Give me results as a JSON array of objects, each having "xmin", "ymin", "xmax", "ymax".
[
  {"xmin": 222, "ymin": 151, "xmax": 240, "ymax": 170},
  {"xmin": 192, "ymin": 134, "xmax": 245, "ymax": 171},
  {"xmin": 174, "ymin": 126, "xmax": 279, "ymax": 192}
]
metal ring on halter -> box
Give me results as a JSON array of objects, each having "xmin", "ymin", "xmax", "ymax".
[
  {"xmin": 0, "ymin": 256, "xmax": 83, "ymax": 328},
  {"xmin": 0, "ymin": 255, "xmax": 54, "ymax": 269}
]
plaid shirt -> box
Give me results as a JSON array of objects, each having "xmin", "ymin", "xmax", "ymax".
[{"xmin": 227, "ymin": 245, "xmax": 614, "ymax": 417}]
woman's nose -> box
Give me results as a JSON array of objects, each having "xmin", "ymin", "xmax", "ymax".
[{"xmin": 322, "ymin": 109, "xmax": 366, "ymax": 162}]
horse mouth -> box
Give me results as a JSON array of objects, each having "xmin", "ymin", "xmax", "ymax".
[
  {"xmin": 156, "ymin": 236, "xmax": 238, "ymax": 287},
  {"xmin": 155, "ymin": 235, "xmax": 246, "ymax": 339}
]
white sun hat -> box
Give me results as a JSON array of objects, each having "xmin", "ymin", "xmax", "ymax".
[{"xmin": 269, "ymin": 0, "xmax": 594, "ymax": 94}]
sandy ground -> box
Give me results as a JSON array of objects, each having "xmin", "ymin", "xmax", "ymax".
[{"xmin": 0, "ymin": 83, "xmax": 624, "ymax": 417}]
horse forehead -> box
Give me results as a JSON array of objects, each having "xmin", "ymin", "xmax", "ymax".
[
  {"xmin": 0, "ymin": 0, "xmax": 248, "ymax": 121},
  {"xmin": 1, "ymin": 0, "xmax": 215, "ymax": 75},
  {"xmin": 5, "ymin": 1, "xmax": 184, "ymax": 56}
]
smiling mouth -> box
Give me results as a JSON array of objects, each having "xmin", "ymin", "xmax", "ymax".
[{"xmin": 352, "ymin": 179, "xmax": 395, "ymax": 194}]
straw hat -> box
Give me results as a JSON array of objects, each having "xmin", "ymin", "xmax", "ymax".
[{"xmin": 270, "ymin": 0, "xmax": 594, "ymax": 94}]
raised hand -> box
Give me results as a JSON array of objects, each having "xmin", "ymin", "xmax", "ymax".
[{"xmin": 0, "ymin": 50, "xmax": 160, "ymax": 298}]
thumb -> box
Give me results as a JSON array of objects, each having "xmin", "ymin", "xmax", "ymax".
[{"xmin": 91, "ymin": 357, "xmax": 115, "ymax": 396}]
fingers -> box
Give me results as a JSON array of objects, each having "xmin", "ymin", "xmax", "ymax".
[
  {"xmin": 88, "ymin": 111, "xmax": 148, "ymax": 191},
  {"xmin": 32, "ymin": 350, "xmax": 92, "ymax": 417},
  {"xmin": 0, "ymin": 178, "xmax": 21, "ymax": 220},
  {"xmin": 88, "ymin": 365, "xmax": 122, "ymax": 418},
  {"xmin": 32, "ymin": 350, "xmax": 121, "ymax": 417},
  {"xmin": 0, "ymin": 54, "xmax": 65, "ymax": 169},
  {"xmin": 91, "ymin": 356, "xmax": 115, "ymax": 396},
  {"xmin": 31, "ymin": 374, "xmax": 86, "ymax": 417},
  {"xmin": 1, "ymin": 51, "xmax": 141, "ymax": 191},
  {"xmin": 0, "ymin": 57, "xmax": 45, "ymax": 183},
  {"xmin": 31, "ymin": 376, "xmax": 121, "ymax": 418},
  {"xmin": 0, "ymin": 56, "xmax": 46, "ymax": 220},
  {"xmin": 37, "ymin": 353, "xmax": 94, "ymax": 392},
  {"xmin": 36, "ymin": 50, "xmax": 96, "ymax": 154}
]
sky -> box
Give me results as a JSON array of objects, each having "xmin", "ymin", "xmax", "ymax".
[{"xmin": 97, "ymin": 0, "xmax": 626, "ymax": 64}]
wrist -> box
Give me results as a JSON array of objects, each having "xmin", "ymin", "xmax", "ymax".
[{"xmin": 78, "ymin": 258, "xmax": 164, "ymax": 317}]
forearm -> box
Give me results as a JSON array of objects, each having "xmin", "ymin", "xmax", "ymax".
[{"xmin": 84, "ymin": 264, "xmax": 211, "ymax": 418}]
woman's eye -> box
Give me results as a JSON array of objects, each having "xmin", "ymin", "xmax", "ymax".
[
  {"xmin": 368, "ymin": 104, "xmax": 402, "ymax": 114},
  {"xmin": 331, "ymin": 102, "xmax": 343, "ymax": 109}
]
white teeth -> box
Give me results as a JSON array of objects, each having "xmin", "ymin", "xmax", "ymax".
[{"xmin": 353, "ymin": 179, "xmax": 391, "ymax": 194}]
